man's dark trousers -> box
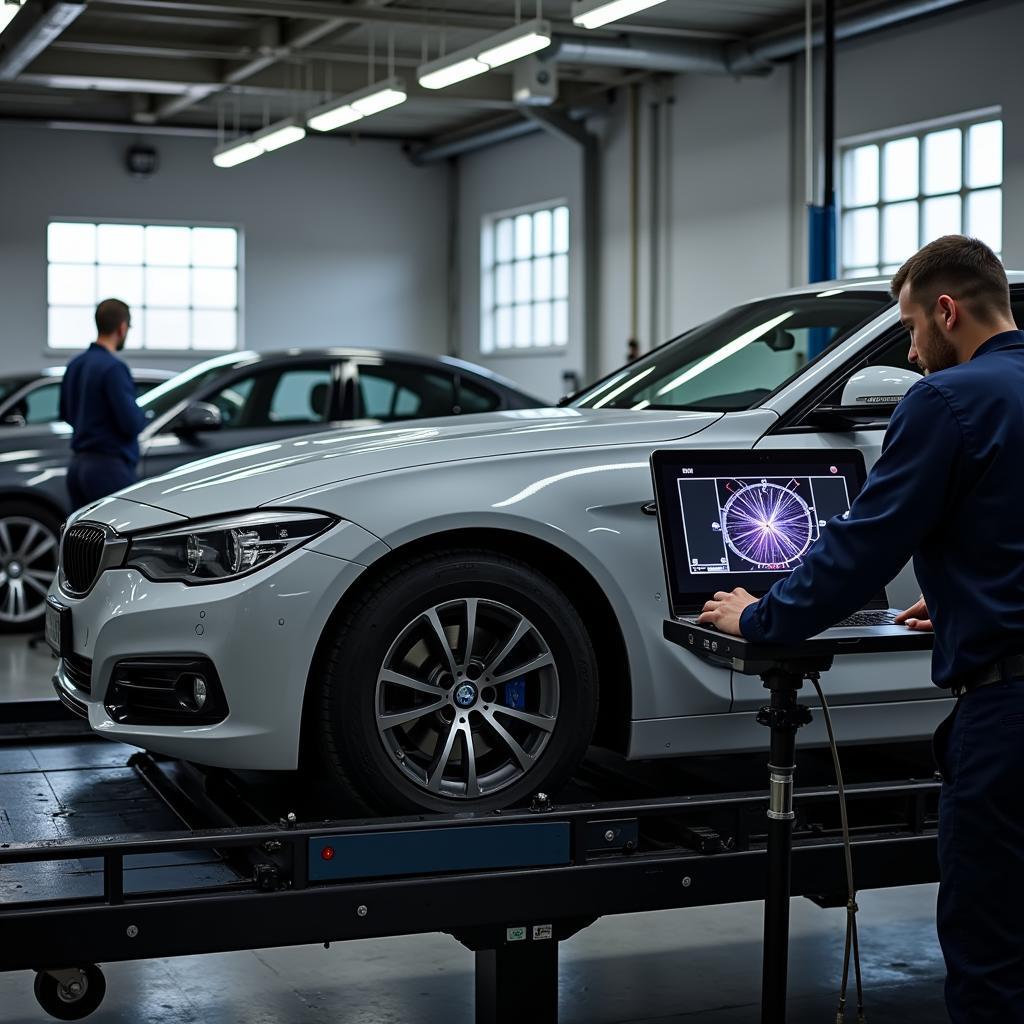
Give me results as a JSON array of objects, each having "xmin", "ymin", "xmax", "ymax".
[
  {"xmin": 67, "ymin": 453, "xmax": 135, "ymax": 509},
  {"xmin": 934, "ymin": 679, "xmax": 1024, "ymax": 1021}
]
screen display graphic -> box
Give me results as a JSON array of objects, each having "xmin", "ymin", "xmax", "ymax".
[{"xmin": 677, "ymin": 473, "xmax": 852, "ymax": 575}]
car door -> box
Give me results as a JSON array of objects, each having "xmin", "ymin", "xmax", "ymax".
[
  {"xmin": 141, "ymin": 359, "xmax": 342, "ymax": 479},
  {"xmin": 352, "ymin": 359, "xmax": 458, "ymax": 422}
]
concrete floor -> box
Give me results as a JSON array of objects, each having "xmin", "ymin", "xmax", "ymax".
[{"xmin": 0, "ymin": 636, "xmax": 949, "ymax": 1023}]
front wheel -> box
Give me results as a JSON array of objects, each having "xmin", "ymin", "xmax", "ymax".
[
  {"xmin": 315, "ymin": 549, "xmax": 598, "ymax": 814},
  {"xmin": 34, "ymin": 966, "xmax": 106, "ymax": 1020}
]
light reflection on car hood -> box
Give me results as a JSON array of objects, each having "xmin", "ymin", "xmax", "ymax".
[{"xmin": 118, "ymin": 407, "xmax": 723, "ymax": 518}]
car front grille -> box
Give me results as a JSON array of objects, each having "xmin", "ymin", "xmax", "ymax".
[
  {"xmin": 63, "ymin": 652, "xmax": 93, "ymax": 694},
  {"xmin": 62, "ymin": 524, "xmax": 106, "ymax": 594}
]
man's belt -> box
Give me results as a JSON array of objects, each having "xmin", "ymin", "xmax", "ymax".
[{"xmin": 950, "ymin": 654, "xmax": 1024, "ymax": 697}]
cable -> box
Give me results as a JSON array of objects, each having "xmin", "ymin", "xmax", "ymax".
[{"xmin": 807, "ymin": 671, "xmax": 866, "ymax": 1023}]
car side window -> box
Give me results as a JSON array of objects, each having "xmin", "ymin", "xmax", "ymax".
[
  {"xmin": 203, "ymin": 366, "xmax": 332, "ymax": 429},
  {"xmin": 457, "ymin": 378, "xmax": 502, "ymax": 414},
  {"xmin": 23, "ymin": 382, "xmax": 61, "ymax": 425},
  {"xmin": 357, "ymin": 364, "xmax": 456, "ymax": 420}
]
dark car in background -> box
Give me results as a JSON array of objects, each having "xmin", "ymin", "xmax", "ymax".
[
  {"xmin": 0, "ymin": 348, "xmax": 542, "ymax": 632},
  {"xmin": 0, "ymin": 367, "xmax": 175, "ymax": 427}
]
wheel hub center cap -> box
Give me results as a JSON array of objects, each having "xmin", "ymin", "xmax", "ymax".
[
  {"xmin": 6, "ymin": 561, "xmax": 22, "ymax": 579},
  {"xmin": 454, "ymin": 682, "xmax": 478, "ymax": 709}
]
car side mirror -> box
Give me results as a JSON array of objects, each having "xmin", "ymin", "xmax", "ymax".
[
  {"xmin": 806, "ymin": 365, "xmax": 923, "ymax": 431},
  {"xmin": 172, "ymin": 401, "xmax": 223, "ymax": 434}
]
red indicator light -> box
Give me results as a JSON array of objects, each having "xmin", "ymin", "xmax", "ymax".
[{"xmin": 321, "ymin": 846, "xmax": 335, "ymax": 861}]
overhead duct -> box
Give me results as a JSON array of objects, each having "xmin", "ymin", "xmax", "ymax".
[
  {"xmin": 411, "ymin": 116, "xmax": 539, "ymax": 164},
  {"xmin": 548, "ymin": 0, "xmax": 975, "ymax": 75},
  {"xmin": 726, "ymin": 0, "xmax": 976, "ymax": 72},
  {"xmin": 548, "ymin": 35, "xmax": 734, "ymax": 75}
]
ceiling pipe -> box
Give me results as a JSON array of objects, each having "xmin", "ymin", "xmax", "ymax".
[
  {"xmin": 410, "ymin": 116, "xmax": 539, "ymax": 164},
  {"xmin": 728, "ymin": 0, "xmax": 976, "ymax": 72},
  {"xmin": 547, "ymin": 0, "xmax": 975, "ymax": 75}
]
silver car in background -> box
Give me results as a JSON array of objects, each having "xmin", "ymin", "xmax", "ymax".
[{"xmin": 48, "ymin": 279, "xmax": 1023, "ymax": 814}]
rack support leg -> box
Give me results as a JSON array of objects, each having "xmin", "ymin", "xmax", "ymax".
[{"xmin": 475, "ymin": 940, "xmax": 559, "ymax": 1024}]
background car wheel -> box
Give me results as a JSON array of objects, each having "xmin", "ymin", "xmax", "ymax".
[
  {"xmin": 0, "ymin": 502, "xmax": 61, "ymax": 634},
  {"xmin": 315, "ymin": 549, "xmax": 598, "ymax": 814}
]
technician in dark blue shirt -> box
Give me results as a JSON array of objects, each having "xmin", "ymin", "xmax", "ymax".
[
  {"xmin": 59, "ymin": 299, "xmax": 147, "ymax": 509},
  {"xmin": 699, "ymin": 237, "xmax": 1024, "ymax": 1024}
]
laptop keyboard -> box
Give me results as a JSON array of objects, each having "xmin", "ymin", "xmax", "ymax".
[{"xmin": 833, "ymin": 610, "xmax": 898, "ymax": 628}]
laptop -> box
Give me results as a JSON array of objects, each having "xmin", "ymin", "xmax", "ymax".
[{"xmin": 650, "ymin": 447, "xmax": 913, "ymax": 643}]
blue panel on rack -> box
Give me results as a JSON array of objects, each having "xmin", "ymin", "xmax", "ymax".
[{"xmin": 308, "ymin": 822, "xmax": 571, "ymax": 882}]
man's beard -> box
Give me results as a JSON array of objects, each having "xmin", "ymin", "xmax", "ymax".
[{"xmin": 919, "ymin": 321, "xmax": 957, "ymax": 374}]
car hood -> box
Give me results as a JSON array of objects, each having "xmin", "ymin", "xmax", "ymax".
[{"xmin": 119, "ymin": 407, "xmax": 723, "ymax": 519}]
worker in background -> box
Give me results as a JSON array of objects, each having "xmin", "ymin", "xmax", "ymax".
[
  {"xmin": 626, "ymin": 337, "xmax": 641, "ymax": 362},
  {"xmin": 698, "ymin": 236, "xmax": 1024, "ymax": 1023},
  {"xmin": 60, "ymin": 299, "xmax": 147, "ymax": 509}
]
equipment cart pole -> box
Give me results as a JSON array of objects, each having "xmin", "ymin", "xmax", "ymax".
[{"xmin": 757, "ymin": 668, "xmax": 813, "ymax": 1024}]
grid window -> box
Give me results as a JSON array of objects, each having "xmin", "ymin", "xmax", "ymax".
[
  {"xmin": 839, "ymin": 116, "xmax": 1002, "ymax": 279},
  {"xmin": 481, "ymin": 204, "xmax": 569, "ymax": 354},
  {"xmin": 46, "ymin": 221, "xmax": 240, "ymax": 351}
]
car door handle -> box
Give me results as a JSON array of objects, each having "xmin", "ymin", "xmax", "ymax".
[{"xmin": 641, "ymin": 502, "xmax": 657, "ymax": 516}]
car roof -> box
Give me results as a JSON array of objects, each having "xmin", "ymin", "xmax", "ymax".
[
  {"xmin": 770, "ymin": 269, "xmax": 1024, "ymax": 300},
  {"xmin": 204, "ymin": 348, "xmax": 537, "ymax": 397},
  {"xmin": 34, "ymin": 365, "xmax": 176, "ymax": 381}
]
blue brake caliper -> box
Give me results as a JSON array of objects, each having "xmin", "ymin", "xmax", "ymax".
[{"xmin": 503, "ymin": 676, "xmax": 526, "ymax": 710}]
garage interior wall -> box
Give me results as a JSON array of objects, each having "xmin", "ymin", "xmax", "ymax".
[
  {"xmin": 462, "ymin": 0, "xmax": 1021, "ymax": 396},
  {"xmin": 456, "ymin": 129, "xmax": 586, "ymax": 403},
  {"xmin": 0, "ymin": 125, "xmax": 449, "ymax": 374}
]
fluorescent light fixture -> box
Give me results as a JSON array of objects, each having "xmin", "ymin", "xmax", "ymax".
[
  {"xmin": 571, "ymin": 0, "xmax": 669, "ymax": 30},
  {"xmin": 308, "ymin": 103, "xmax": 361, "ymax": 132},
  {"xmin": 306, "ymin": 76, "xmax": 407, "ymax": 132},
  {"xmin": 477, "ymin": 19, "xmax": 552, "ymax": 69},
  {"xmin": 0, "ymin": 1, "xmax": 25, "ymax": 35},
  {"xmin": 418, "ymin": 19, "xmax": 551, "ymax": 91},
  {"xmin": 213, "ymin": 116, "xmax": 306, "ymax": 168},
  {"xmin": 213, "ymin": 138, "xmax": 263, "ymax": 168},
  {"xmin": 254, "ymin": 117, "xmax": 306, "ymax": 153},
  {"xmin": 419, "ymin": 56, "xmax": 488, "ymax": 91}
]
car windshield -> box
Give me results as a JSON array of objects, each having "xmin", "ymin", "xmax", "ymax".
[
  {"xmin": 138, "ymin": 353, "xmax": 254, "ymax": 420},
  {"xmin": 570, "ymin": 291, "xmax": 892, "ymax": 412}
]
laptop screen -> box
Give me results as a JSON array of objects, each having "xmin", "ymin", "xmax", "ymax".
[{"xmin": 650, "ymin": 448, "xmax": 870, "ymax": 615}]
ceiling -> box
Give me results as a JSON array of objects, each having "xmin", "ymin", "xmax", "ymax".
[{"xmin": 0, "ymin": 0, "xmax": 978, "ymax": 148}]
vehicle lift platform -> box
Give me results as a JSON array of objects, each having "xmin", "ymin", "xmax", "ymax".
[{"xmin": 0, "ymin": 696, "xmax": 941, "ymax": 1022}]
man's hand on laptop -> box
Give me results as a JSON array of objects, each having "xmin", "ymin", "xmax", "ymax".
[
  {"xmin": 698, "ymin": 588, "xmax": 758, "ymax": 636},
  {"xmin": 894, "ymin": 595, "xmax": 933, "ymax": 632}
]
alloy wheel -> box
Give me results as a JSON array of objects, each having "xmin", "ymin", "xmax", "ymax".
[
  {"xmin": 374, "ymin": 598, "xmax": 560, "ymax": 800},
  {"xmin": 0, "ymin": 516, "xmax": 59, "ymax": 625}
]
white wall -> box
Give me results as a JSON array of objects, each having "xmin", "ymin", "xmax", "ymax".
[
  {"xmin": 456, "ymin": 129, "xmax": 585, "ymax": 402},
  {"xmin": 0, "ymin": 124, "xmax": 449, "ymax": 375}
]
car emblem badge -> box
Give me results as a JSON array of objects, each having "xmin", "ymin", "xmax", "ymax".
[{"xmin": 455, "ymin": 683, "xmax": 477, "ymax": 708}]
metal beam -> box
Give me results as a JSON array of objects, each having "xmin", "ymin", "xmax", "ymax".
[
  {"xmin": 410, "ymin": 115, "xmax": 538, "ymax": 165},
  {"xmin": 0, "ymin": 0, "xmax": 86, "ymax": 80},
  {"xmin": 90, "ymin": 0, "xmax": 517, "ymax": 32}
]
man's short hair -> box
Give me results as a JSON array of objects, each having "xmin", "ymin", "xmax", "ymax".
[
  {"xmin": 890, "ymin": 235, "xmax": 1011, "ymax": 324},
  {"xmin": 95, "ymin": 298, "xmax": 131, "ymax": 336}
]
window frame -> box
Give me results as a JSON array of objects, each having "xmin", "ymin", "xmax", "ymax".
[
  {"xmin": 838, "ymin": 108, "xmax": 1003, "ymax": 279},
  {"xmin": 480, "ymin": 199, "xmax": 571, "ymax": 358},
  {"xmin": 351, "ymin": 358, "xmax": 459, "ymax": 421},
  {"xmin": 45, "ymin": 216, "xmax": 245, "ymax": 357}
]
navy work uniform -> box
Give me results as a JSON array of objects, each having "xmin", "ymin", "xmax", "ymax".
[
  {"xmin": 59, "ymin": 343, "xmax": 147, "ymax": 509},
  {"xmin": 740, "ymin": 329, "xmax": 1024, "ymax": 1022}
]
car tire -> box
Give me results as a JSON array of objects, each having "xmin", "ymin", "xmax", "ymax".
[
  {"xmin": 0, "ymin": 501, "xmax": 62, "ymax": 634},
  {"xmin": 315, "ymin": 548, "xmax": 598, "ymax": 814}
]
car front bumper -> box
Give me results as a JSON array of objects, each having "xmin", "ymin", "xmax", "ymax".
[{"xmin": 50, "ymin": 547, "xmax": 367, "ymax": 770}]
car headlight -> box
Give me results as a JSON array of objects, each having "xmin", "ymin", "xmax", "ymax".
[{"xmin": 125, "ymin": 511, "xmax": 336, "ymax": 584}]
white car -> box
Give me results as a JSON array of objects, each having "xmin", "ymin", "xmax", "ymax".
[{"xmin": 48, "ymin": 279, "xmax": 1023, "ymax": 813}]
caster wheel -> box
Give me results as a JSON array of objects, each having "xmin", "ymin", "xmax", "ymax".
[{"xmin": 34, "ymin": 965, "xmax": 106, "ymax": 1020}]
